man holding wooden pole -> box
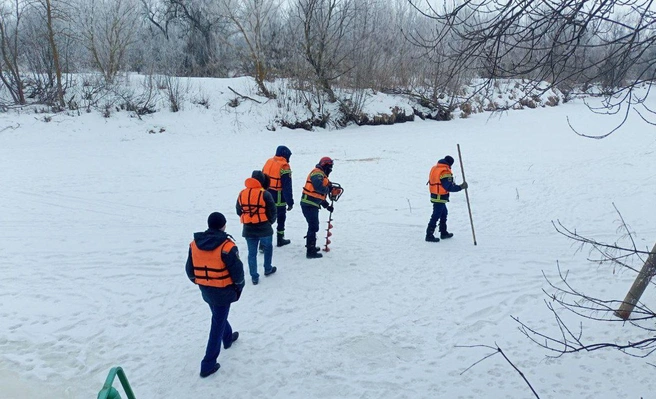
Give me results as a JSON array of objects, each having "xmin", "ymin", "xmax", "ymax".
[{"xmin": 425, "ymin": 155, "xmax": 469, "ymax": 242}]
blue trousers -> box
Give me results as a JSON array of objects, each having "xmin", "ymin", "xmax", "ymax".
[
  {"xmin": 245, "ymin": 235, "xmax": 273, "ymax": 279},
  {"xmin": 200, "ymin": 303, "xmax": 233, "ymax": 374},
  {"xmin": 427, "ymin": 202, "xmax": 448, "ymax": 235},
  {"xmin": 301, "ymin": 205, "xmax": 320, "ymax": 242},
  {"xmin": 276, "ymin": 206, "xmax": 287, "ymax": 233}
]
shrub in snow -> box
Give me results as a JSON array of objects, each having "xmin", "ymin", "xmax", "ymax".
[{"xmin": 17, "ymin": 74, "xmax": 572, "ymax": 130}]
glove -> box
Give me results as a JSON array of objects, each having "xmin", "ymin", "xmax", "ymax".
[
  {"xmin": 326, "ymin": 205, "xmax": 334, "ymax": 213},
  {"xmin": 331, "ymin": 187, "xmax": 343, "ymax": 197},
  {"xmin": 460, "ymin": 182, "xmax": 469, "ymax": 190},
  {"xmin": 235, "ymin": 287, "xmax": 242, "ymax": 301},
  {"xmin": 287, "ymin": 203, "xmax": 293, "ymax": 211}
]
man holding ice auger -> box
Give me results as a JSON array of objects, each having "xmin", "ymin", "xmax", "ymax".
[
  {"xmin": 426, "ymin": 155, "xmax": 469, "ymax": 242},
  {"xmin": 300, "ymin": 157, "xmax": 343, "ymax": 258}
]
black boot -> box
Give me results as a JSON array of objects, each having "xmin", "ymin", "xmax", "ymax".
[
  {"xmin": 307, "ymin": 247, "xmax": 323, "ymax": 258},
  {"xmin": 306, "ymin": 237, "xmax": 323, "ymax": 258},
  {"xmin": 439, "ymin": 223, "xmax": 453, "ymax": 239},
  {"xmin": 304, "ymin": 236, "xmax": 320, "ymax": 251},
  {"xmin": 277, "ymin": 232, "xmax": 291, "ymax": 247},
  {"xmin": 426, "ymin": 227, "xmax": 440, "ymax": 242}
]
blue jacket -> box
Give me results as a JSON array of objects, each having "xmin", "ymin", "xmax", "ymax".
[{"xmin": 186, "ymin": 228, "xmax": 245, "ymax": 306}]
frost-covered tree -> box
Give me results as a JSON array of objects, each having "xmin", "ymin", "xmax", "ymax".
[
  {"xmin": 219, "ymin": 0, "xmax": 280, "ymax": 98},
  {"xmin": 156, "ymin": 0, "xmax": 233, "ymax": 76},
  {"xmin": 408, "ymin": 0, "xmax": 656, "ymax": 135},
  {"xmin": 292, "ymin": 0, "xmax": 358, "ymax": 102},
  {"xmin": 0, "ymin": 0, "xmax": 29, "ymax": 104},
  {"xmin": 78, "ymin": 0, "xmax": 140, "ymax": 84}
]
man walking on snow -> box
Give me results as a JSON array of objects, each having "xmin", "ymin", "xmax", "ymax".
[
  {"xmin": 186, "ymin": 212, "xmax": 244, "ymax": 378},
  {"xmin": 236, "ymin": 170, "xmax": 278, "ymax": 284},
  {"xmin": 262, "ymin": 145, "xmax": 294, "ymax": 247},
  {"xmin": 426, "ymin": 155, "xmax": 468, "ymax": 242}
]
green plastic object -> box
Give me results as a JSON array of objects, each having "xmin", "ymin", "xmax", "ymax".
[
  {"xmin": 107, "ymin": 387, "xmax": 121, "ymax": 399},
  {"xmin": 97, "ymin": 367, "xmax": 136, "ymax": 399}
]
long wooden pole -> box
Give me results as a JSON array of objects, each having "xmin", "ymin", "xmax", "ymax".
[
  {"xmin": 615, "ymin": 242, "xmax": 656, "ymax": 320},
  {"xmin": 457, "ymin": 144, "xmax": 477, "ymax": 245}
]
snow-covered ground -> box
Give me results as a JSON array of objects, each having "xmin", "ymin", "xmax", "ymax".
[{"xmin": 1, "ymin": 78, "xmax": 655, "ymax": 399}]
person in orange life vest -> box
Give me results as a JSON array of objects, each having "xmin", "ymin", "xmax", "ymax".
[
  {"xmin": 185, "ymin": 212, "xmax": 244, "ymax": 378},
  {"xmin": 426, "ymin": 155, "xmax": 469, "ymax": 242},
  {"xmin": 236, "ymin": 170, "xmax": 277, "ymax": 284},
  {"xmin": 300, "ymin": 157, "xmax": 334, "ymax": 259},
  {"xmin": 262, "ymin": 145, "xmax": 294, "ymax": 247}
]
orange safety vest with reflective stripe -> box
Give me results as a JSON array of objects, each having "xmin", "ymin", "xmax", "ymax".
[
  {"xmin": 262, "ymin": 156, "xmax": 290, "ymax": 191},
  {"xmin": 238, "ymin": 178, "xmax": 269, "ymax": 224},
  {"xmin": 302, "ymin": 167, "xmax": 330, "ymax": 203},
  {"xmin": 429, "ymin": 163, "xmax": 452, "ymax": 203},
  {"xmin": 190, "ymin": 239, "xmax": 235, "ymax": 288}
]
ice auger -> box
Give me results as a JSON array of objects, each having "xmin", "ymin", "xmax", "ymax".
[{"xmin": 323, "ymin": 182, "xmax": 344, "ymax": 252}]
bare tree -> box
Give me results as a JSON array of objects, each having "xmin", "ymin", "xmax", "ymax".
[
  {"xmin": 219, "ymin": 0, "xmax": 279, "ymax": 98},
  {"xmin": 0, "ymin": 0, "xmax": 30, "ymax": 104},
  {"xmin": 79, "ymin": 0, "xmax": 140, "ymax": 84},
  {"xmin": 293, "ymin": 0, "xmax": 357, "ymax": 102},
  {"xmin": 135, "ymin": 1, "xmax": 186, "ymax": 75},
  {"xmin": 514, "ymin": 208, "xmax": 656, "ymax": 360},
  {"xmin": 141, "ymin": 0, "xmax": 173, "ymax": 39},
  {"xmin": 161, "ymin": 0, "xmax": 231, "ymax": 76},
  {"xmin": 363, "ymin": 0, "xmax": 424, "ymax": 91},
  {"xmin": 407, "ymin": 0, "xmax": 656, "ymax": 135},
  {"xmin": 37, "ymin": 0, "xmax": 65, "ymax": 108}
]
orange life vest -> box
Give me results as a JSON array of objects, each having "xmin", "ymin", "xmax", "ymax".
[
  {"xmin": 429, "ymin": 163, "xmax": 453, "ymax": 202},
  {"xmin": 262, "ymin": 156, "xmax": 290, "ymax": 191},
  {"xmin": 190, "ymin": 240, "xmax": 235, "ymax": 288},
  {"xmin": 238, "ymin": 178, "xmax": 268, "ymax": 224},
  {"xmin": 302, "ymin": 167, "xmax": 330, "ymax": 202}
]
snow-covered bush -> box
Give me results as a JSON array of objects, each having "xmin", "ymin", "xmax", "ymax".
[{"xmin": 15, "ymin": 73, "xmax": 571, "ymax": 131}]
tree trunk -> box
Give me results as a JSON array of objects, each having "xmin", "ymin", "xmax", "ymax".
[
  {"xmin": 44, "ymin": 0, "xmax": 64, "ymax": 108},
  {"xmin": 0, "ymin": 4, "xmax": 25, "ymax": 105},
  {"xmin": 615, "ymin": 242, "xmax": 656, "ymax": 320},
  {"xmin": 254, "ymin": 60, "xmax": 274, "ymax": 99}
]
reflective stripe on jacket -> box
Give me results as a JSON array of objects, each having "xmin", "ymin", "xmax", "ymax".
[
  {"xmin": 190, "ymin": 239, "xmax": 235, "ymax": 288},
  {"xmin": 301, "ymin": 167, "xmax": 330, "ymax": 207},
  {"xmin": 238, "ymin": 178, "xmax": 269, "ymax": 224}
]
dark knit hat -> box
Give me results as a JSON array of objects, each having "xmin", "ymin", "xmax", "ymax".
[
  {"xmin": 444, "ymin": 155, "xmax": 455, "ymax": 166},
  {"xmin": 251, "ymin": 170, "xmax": 270, "ymax": 189},
  {"xmin": 207, "ymin": 212, "xmax": 226, "ymax": 230},
  {"xmin": 276, "ymin": 145, "xmax": 292, "ymax": 161}
]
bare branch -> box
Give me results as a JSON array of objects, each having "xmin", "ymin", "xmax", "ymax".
[{"xmin": 458, "ymin": 343, "xmax": 541, "ymax": 398}]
